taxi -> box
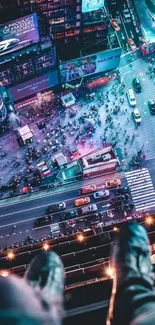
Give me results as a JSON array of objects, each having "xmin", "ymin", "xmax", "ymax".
[
  {"xmin": 127, "ymin": 38, "xmax": 137, "ymax": 51},
  {"xmin": 74, "ymin": 196, "xmax": 90, "ymax": 207},
  {"xmin": 81, "ymin": 184, "xmax": 97, "ymax": 194},
  {"xmin": 110, "ymin": 19, "xmax": 120, "ymax": 32},
  {"xmin": 105, "ymin": 179, "xmax": 121, "ymax": 189}
]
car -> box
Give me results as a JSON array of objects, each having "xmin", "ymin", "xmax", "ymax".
[
  {"xmin": 47, "ymin": 201, "xmax": 66, "ymax": 213},
  {"xmin": 35, "ymin": 215, "xmax": 53, "ymax": 227},
  {"xmin": 115, "ymin": 187, "xmax": 130, "ymax": 195},
  {"xmin": 148, "ymin": 99, "xmax": 155, "ymax": 114},
  {"xmin": 127, "ymin": 89, "xmax": 136, "ymax": 107},
  {"xmin": 110, "ymin": 19, "xmax": 120, "ymax": 32},
  {"xmin": 127, "ymin": 38, "xmax": 137, "ymax": 51},
  {"xmin": 93, "ymin": 190, "xmax": 110, "ymax": 199},
  {"xmin": 88, "ymin": 213, "xmax": 100, "ymax": 223},
  {"xmin": 111, "ymin": 195, "xmax": 129, "ymax": 203},
  {"xmin": 81, "ymin": 184, "xmax": 97, "ymax": 194},
  {"xmin": 105, "ymin": 210, "xmax": 115, "ymax": 218},
  {"xmin": 61, "ymin": 209, "xmax": 78, "ymax": 220},
  {"xmin": 115, "ymin": 203, "xmax": 134, "ymax": 212},
  {"xmin": 133, "ymin": 78, "xmax": 142, "ymax": 92},
  {"xmin": 74, "ymin": 196, "xmax": 90, "ymax": 207},
  {"xmin": 105, "ymin": 179, "xmax": 121, "ymax": 188},
  {"xmin": 0, "ymin": 38, "xmax": 19, "ymax": 53},
  {"xmin": 132, "ymin": 108, "xmax": 141, "ymax": 125},
  {"xmin": 111, "ymin": 200, "xmax": 124, "ymax": 207},
  {"xmin": 81, "ymin": 204, "xmax": 97, "ymax": 215}
]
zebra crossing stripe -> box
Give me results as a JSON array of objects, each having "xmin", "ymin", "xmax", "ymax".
[
  {"xmin": 131, "ymin": 184, "xmax": 154, "ymax": 193},
  {"xmin": 130, "ymin": 183, "xmax": 153, "ymax": 191},
  {"xmin": 133, "ymin": 192, "xmax": 155, "ymax": 200},
  {"xmin": 125, "ymin": 168, "xmax": 146, "ymax": 176},
  {"xmin": 125, "ymin": 168, "xmax": 155, "ymax": 212}
]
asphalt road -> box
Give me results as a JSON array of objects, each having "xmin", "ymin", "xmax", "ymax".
[{"xmin": 0, "ymin": 172, "xmax": 129, "ymax": 247}]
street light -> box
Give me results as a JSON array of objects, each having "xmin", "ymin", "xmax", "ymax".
[
  {"xmin": 106, "ymin": 267, "xmax": 114, "ymax": 279},
  {"xmin": 77, "ymin": 234, "xmax": 85, "ymax": 243},
  {"xmin": 113, "ymin": 226, "xmax": 118, "ymax": 232},
  {"xmin": 0, "ymin": 270, "xmax": 9, "ymax": 277},
  {"xmin": 43, "ymin": 243, "xmax": 50, "ymax": 251},
  {"xmin": 145, "ymin": 216, "xmax": 153, "ymax": 226},
  {"xmin": 7, "ymin": 251, "xmax": 15, "ymax": 260}
]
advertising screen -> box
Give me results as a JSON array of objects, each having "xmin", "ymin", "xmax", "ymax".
[
  {"xmin": 8, "ymin": 70, "xmax": 59, "ymax": 102},
  {"xmin": 0, "ymin": 13, "xmax": 39, "ymax": 56},
  {"xmin": 59, "ymin": 48, "xmax": 122, "ymax": 83},
  {"xmin": 82, "ymin": 0, "xmax": 104, "ymax": 13}
]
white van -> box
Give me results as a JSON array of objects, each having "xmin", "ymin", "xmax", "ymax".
[{"xmin": 127, "ymin": 89, "xmax": 136, "ymax": 107}]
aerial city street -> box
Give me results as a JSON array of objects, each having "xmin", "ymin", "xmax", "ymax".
[{"xmin": 0, "ymin": 0, "xmax": 155, "ymax": 316}]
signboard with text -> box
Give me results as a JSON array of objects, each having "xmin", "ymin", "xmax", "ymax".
[
  {"xmin": 0, "ymin": 13, "xmax": 39, "ymax": 56},
  {"xmin": 8, "ymin": 70, "xmax": 59, "ymax": 102},
  {"xmin": 59, "ymin": 48, "xmax": 122, "ymax": 83}
]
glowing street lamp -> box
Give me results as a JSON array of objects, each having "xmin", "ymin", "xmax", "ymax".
[
  {"xmin": 0, "ymin": 270, "xmax": 9, "ymax": 277},
  {"xmin": 77, "ymin": 234, "xmax": 84, "ymax": 242},
  {"xmin": 106, "ymin": 267, "xmax": 114, "ymax": 279},
  {"xmin": 7, "ymin": 251, "xmax": 15, "ymax": 260},
  {"xmin": 113, "ymin": 226, "xmax": 118, "ymax": 232},
  {"xmin": 43, "ymin": 243, "xmax": 50, "ymax": 251},
  {"xmin": 145, "ymin": 216, "xmax": 153, "ymax": 226}
]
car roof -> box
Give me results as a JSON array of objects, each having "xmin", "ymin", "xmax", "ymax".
[
  {"xmin": 135, "ymin": 78, "xmax": 140, "ymax": 83},
  {"xmin": 133, "ymin": 108, "xmax": 140, "ymax": 114},
  {"xmin": 128, "ymin": 88, "xmax": 134, "ymax": 95}
]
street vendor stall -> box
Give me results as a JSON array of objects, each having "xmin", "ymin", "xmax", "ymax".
[
  {"xmin": 61, "ymin": 93, "xmax": 75, "ymax": 107},
  {"xmin": 17, "ymin": 125, "xmax": 33, "ymax": 146}
]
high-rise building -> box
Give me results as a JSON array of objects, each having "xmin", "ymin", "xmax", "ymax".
[{"xmin": 0, "ymin": 0, "xmax": 110, "ymax": 57}]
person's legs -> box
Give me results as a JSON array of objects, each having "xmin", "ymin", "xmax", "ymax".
[
  {"xmin": 24, "ymin": 251, "xmax": 65, "ymax": 324},
  {"xmin": 106, "ymin": 221, "xmax": 155, "ymax": 325},
  {"xmin": 0, "ymin": 275, "xmax": 56, "ymax": 324},
  {"xmin": 0, "ymin": 251, "xmax": 64, "ymax": 325}
]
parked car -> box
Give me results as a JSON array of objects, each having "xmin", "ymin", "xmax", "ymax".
[
  {"xmin": 61, "ymin": 209, "xmax": 78, "ymax": 220},
  {"xmin": 115, "ymin": 187, "xmax": 130, "ymax": 195},
  {"xmin": 132, "ymin": 108, "xmax": 141, "ymax": 125},
  {"xmin": 81, "ymin": 204, "xmax": 97, "ymax": 215},
  {"xmin": 133, "ymin": 78, "xmax": 142, "ymax": 92},
  {"xmin": 74, "ymin": 196, "xmax": 90, "ymax": 207},
  {"xmin": 105, "ymin": 179, "xmax": 121, "ymax": 188},
  {"xmin": 81, "ymin": 184, "xmax": 97, "ymax": 194},
  {"xmin": 35, "ymin": 215, "xmax": 53, "ymax": 227},
  {"xmin": 127, "ymin": 88, "xmax": 136, "ymax": 107},
  {"xmin": 47, "ymin": 201, "xmax": 66, "ymax": 213},
  {"xmin": 93, "ymin": 190, "xmax": 110, "ymax": 199},
  {"xmin": 148, "ymin": 99, "xmax": 155, "ymax": 114},
  {"xmin": 110, "ymin": 19, "xmax": 120, "ymax": 31},
  {"xmin": 127, "ymin": 38, "xmax": 137, "ymax": 51}
]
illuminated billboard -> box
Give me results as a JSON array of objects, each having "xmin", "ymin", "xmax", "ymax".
[
  {"xmin": 82, "ymin": 0, "xmax": 104, "ymax": 13},
  {"xmin": 8, "ymin": 70, "xmax": 59, "ymax": 102},
  {"xmin": 59, "ymin": 48, "xmax": 122, "ymax": 83},
  {"xmin": 0, "ymin": 13, "xmax": 39, "ymax": 56}
]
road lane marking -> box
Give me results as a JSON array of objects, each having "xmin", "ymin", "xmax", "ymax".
[
  {"xmin": 0, "ymin": 196, "xmax": 112, "ymax": 219},
  {"xmin": 125, "ymin": 168, "xmax": 155, "ymax": 212},
  {"xmin": 0, "ymin": 206, "xmax": 116, "ymax": 231},
  {"xmin": 0, "ymin": 173, "xmax": 121, "ymax": 209}
]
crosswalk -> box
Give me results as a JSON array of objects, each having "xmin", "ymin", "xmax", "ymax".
[{"xmin": 125, "ymin": 168, "xmax": 155, "ymax": 212}]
